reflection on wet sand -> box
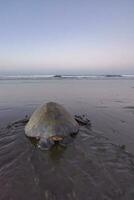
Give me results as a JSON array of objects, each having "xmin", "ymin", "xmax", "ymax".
[{"xmin": 0, "ymin": 119, "xmax": 134, "ymax": 200}]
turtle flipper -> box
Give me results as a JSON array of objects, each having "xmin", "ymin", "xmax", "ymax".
[{"xmin": 38, "ymin": 138, "xmax": 54, "ymax": 150}]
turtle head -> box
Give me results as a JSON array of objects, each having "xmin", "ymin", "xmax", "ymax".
[{"xmin": 38, "ymin": 137, "xmax": 54, "ymax": 150}]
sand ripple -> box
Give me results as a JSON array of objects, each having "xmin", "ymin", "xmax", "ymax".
[{"xmin": 0, "ymin": 120, "xmax": 134, "ymax": 200}]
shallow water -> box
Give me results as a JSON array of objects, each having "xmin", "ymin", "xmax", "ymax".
[{"xmin": 1, "ymin": 120, "xmax": 134, "ymax": 200}]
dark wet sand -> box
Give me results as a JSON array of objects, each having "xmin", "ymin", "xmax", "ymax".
[
  {"xmin": 0, "ymin": 79, "xmax": 134, "ymax": 153},
  {"xmin": 0, "ymin": 79, "xmax": 134, "ymax": 199},
  {"xmin": 0, "ymin": 119, "xmax": 134, "ymax": 200}
]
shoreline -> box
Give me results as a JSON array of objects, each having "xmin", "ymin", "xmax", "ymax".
[{"xmin": 0, "ymin": 74, "xmax": 134, "ymax": 81}]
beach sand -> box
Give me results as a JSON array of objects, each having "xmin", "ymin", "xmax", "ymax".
[
  {"xmin": 0, "ymin": 119, "xmax": 134, "ymax": 200},
  {"xmin": 0, "ymin": 78, "xmax": 134, "ymax": 199}
]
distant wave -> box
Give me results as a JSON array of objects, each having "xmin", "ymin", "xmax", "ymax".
[
  {"xmin": 0, "ymin": 74, "xmax": 134, "ymax": 80},
  {"xmin": 0, "ymin": 75, "xmax": 54, "ymax": 80}
]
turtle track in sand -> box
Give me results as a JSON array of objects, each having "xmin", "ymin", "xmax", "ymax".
[{"xmin": 0, "ymin": 118, "xmax": 134, "ymax": 200}]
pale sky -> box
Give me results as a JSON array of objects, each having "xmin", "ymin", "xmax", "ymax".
[{"xmin": 0, "ymin": 0, "xmax": 134, "ymax": 74}]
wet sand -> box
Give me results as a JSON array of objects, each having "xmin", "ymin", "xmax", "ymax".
[
  {"xmin": 0, "ymin": 79, "xmax": 134, "ymax": 152},
  {"xmin": 0, "ymin": 119, "xmax": 134, "ymax": 200},
  {"xmin": 0, "ymin": 78, "xmax": 134, "ymax": 199}
]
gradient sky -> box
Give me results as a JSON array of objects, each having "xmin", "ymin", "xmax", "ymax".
[{"xmin": 0, "ymin": 0, "xmax": 134, "ymax": 74}]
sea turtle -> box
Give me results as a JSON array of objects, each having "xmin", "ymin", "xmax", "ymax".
[{"xmin": 25, "ymin": 102, "xmax": 79, "ymax": 150}]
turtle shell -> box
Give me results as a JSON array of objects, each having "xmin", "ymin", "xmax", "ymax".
[{"xmin": 25, "ymin": 102, "xmax": 79, "ymax": 140}]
